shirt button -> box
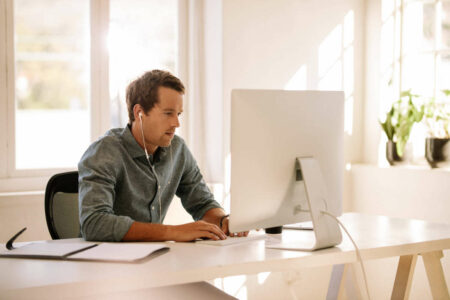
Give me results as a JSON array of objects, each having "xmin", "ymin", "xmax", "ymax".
[
  {"xmin": 158, "ymin": 185, "xmax": 161, "ymax": 189},
  {"xmin": 152, "ymin": 206, "xmax": 154, "ymax": 210}
]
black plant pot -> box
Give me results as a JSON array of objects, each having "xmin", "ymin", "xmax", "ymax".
[
  {"xmin": 386, "ymin": 141, "xmax": 410, "ymax": 166},
  {"xmin": 425, "ymin": 138, "xmax": 450, "ymax": 168}
]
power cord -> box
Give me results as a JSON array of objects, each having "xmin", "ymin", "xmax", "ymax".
[
  {"xmin": 320, "ymin": 211, "xmax": 371, "ymax": 300},
  {"xmin": 295, "ymin": 206, "xmax": 371, "ymax": 299}
]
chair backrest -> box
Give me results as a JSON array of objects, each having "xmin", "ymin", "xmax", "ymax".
[{"xmin": 45, "ymin": 171, "xmax": 81, "ymax": 239}]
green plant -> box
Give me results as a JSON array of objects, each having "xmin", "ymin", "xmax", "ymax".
[
  {"xmin": 424, "ymin": 90, "xmax": 450, "ymax": 139},
  {"xmin": 380, "ymin": 90, "xmax": 424, "ymax": 157}
]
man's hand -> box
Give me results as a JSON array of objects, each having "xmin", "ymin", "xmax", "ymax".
[
  {"xmin": 122, "ymin": 220, "xmax": 226, "ymax": 242},
  {"xmin": 122, "ymin": 217, "xmax": 247, "ymax": 242},
  {"xmin": 201, "ymin": 208, "xmax": 249, "ymax": 237},
  {"xmin": 167, "ymin": 221, "xmax": 227, "ymax": 242},
  {"xmin": 220, "ymin": 216, "xmax": 249, "ymax": 237}
]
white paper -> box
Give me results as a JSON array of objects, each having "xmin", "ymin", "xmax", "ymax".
[{"xmin": 68, "ymin": 243, "xmax": 168, "ymax": 262}]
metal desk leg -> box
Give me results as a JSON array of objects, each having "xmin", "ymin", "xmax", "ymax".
[
  {"xmin": 327, "ymin": 263, "xmax": 365, "ymax": 300},
  {"xmin": 327, "ymin": 264, "xmax": 345, "ymax": 300}
]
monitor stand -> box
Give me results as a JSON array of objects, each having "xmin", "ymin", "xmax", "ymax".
[
  {"xmin": 266, "ymin": 157, "xmax": 342, "ymax": 251},
  {"xmin": 283, "ymin": 221, "xmax": 314, "ymax": 231}
]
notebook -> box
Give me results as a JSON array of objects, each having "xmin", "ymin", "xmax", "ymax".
[{"xmin": 0, "ymin": 241, "xmax": 169, "ymax": 263}]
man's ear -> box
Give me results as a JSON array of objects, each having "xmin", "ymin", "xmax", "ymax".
[{"xmin": 133, "ymin": 104, "xmax": 144, "ymax": 121}]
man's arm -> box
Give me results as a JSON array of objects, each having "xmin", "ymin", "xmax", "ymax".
[
  {"xmin": 201, "ymin": 207, "xmax": 227, "ymax": 232},
  {"xmin": 202, "ymin": 208, "xmax": 249, "ymax": 237},
  {"xmin": 171, "ymin": 141, "xmax": 248, "ymax": 238},
  {"xmin": 79, "ymin": 140, "xmax": 135, "ymax": 242},
  {"xmin": 122, "ymin": 208, "xmax": 248, "ymax": 241},
  {"xmin": 122, "ymin": 220, "xmax": 227, "ymax": 242}
]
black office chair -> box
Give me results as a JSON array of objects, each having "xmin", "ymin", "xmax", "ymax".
[{"xmin": 45, "ymin": 171, "xmax": 81, "ymax": 239}]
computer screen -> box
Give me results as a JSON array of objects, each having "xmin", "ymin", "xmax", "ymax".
[{"xmin": 229, "ymin": 89, "xmax": 345, "ymax": 234}]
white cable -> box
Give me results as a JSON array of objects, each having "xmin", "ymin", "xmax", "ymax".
[
  {"xmin": 158, "ymin": 146, "xmax": 174, "ymax": 223},
  {"xmin": 139, "ymin": 114, "xmax": 174, "ymax": 224},
  {"xmin": 140, "ymin": 120, "xmax": 150, "ymax": 161},
  {"xmin": 321, "ymin": 211, "xmax": 371, "ymax": 300}
]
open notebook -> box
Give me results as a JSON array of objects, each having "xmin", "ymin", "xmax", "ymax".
[{"xmin": 0, "ymin": 242, "xmax": 169, "ymax": 263}]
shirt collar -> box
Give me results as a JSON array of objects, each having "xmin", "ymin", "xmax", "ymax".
[{"xmin": 121, "ymin": 125, "xmax": 168, "ymax": 161}]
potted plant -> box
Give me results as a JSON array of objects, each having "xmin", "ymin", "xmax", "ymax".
[
  {"xmin": 380, "ymin": 90, "xmax": 424, "ymax": 165},
  {"xmin": 423, "ymin": 90, "xmax": 450, "ymax": 168}
]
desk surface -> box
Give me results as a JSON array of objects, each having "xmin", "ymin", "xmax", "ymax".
[{"xmin": 1, "ymin": 213, "xmax": 450, "ymax": 299}]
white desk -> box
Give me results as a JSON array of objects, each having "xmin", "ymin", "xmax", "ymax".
[{"xmin": 1, "ymin": 213, "xmax": 449, "ymax": 299}]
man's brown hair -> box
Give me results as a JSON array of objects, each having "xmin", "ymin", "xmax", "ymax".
[{"xmin": 126, "ymin": 70, "xmax": 185, "ymax": 123}]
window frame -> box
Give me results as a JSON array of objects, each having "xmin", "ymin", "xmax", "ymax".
[
  {"xmin": 1, "ymin": 0, "xmax": 9, "ymax": 180},
  {"xmin": 394, "ymin": 0, "xmax": 450, "ymax": 99},
  {"xmin": 0, "ymin": 0, "xmax": 186, "ymax": 192},
  {"xmin": 378, "ymin": 0, "xmax": 450, "ymax": 165}
]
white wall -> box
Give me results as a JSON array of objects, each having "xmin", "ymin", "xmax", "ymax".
[
  {"xmin": 0, "ymin": 193, "xmax": 50, "ymax": 243},
  {"xmin": 222, "ymin": 0, "xmax": 366, "ymax": 168},
  {"xmin": 349, "ymin": 165, "xmax": 450, "ymax": 222}
]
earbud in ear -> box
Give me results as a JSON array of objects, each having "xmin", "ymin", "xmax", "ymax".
[{"xmin": 139, "ymin": 112, "xmax": 143, "ymax": 119}]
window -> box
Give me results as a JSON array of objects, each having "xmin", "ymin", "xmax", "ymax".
[
  {"xmin": 2, "ymin": 0, "xmax": 179, "ymax": 183},
  {"xmin": 109, "ymin": 0, "xmax": 178, "ymax": 128},
  {"xmin": 14, "ymin": 0, "xmax": 91, "ymax": 169},
  {"xmin": 380, "ymin": 0, "xmax": 450, "ymax": 160},
  {"xmin": 401, "ymin": 0, "xmax": 450, "ymax": 97}
]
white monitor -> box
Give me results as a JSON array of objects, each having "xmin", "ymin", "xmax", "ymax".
[{"xmin": 229, "ymin": 89, "xmax": 344, "ymax": 249}]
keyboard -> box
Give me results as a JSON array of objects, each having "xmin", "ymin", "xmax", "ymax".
[{"xmin": 195, "ymin": 234, "xmax": 266, "ymax": 246}]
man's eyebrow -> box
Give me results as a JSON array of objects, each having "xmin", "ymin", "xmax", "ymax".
[{"xmin": 162, "ymin": 108, "xmax": 183, "ymax": 113}]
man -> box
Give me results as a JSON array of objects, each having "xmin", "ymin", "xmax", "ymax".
[{"xmin": 79, "ymin": 69, "xmax": 245, "ymax": 242}]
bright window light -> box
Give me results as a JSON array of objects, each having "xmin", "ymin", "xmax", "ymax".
[
  {"xmin": 109, "ymin": 0, "xmax": 178, "ymax": 128},
  {"xmin": 14, "ymin": 0, "xmax": 90, "ymax": 169}
]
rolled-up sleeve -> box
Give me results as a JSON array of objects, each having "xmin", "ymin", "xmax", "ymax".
[
  {"xmin": 175, "ymin": 145, "xmax": 222, "ymax": 221},
  {"xmin": 78, "ymin": 140, "xmax": 134, "ymax": 242}
]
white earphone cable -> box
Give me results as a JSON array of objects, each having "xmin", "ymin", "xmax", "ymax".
[
  {"xmin": 139, "ymin": 114, "xmax": 150, "ymax": 160},
  {"xmin": 139, "ymin": 112, "xmax": 174, "ymax": 224}
]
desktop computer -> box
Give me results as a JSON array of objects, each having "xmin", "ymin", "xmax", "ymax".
[{"xmin": 229, "ymin": 89, "xmax": 345, "ymax": 250}]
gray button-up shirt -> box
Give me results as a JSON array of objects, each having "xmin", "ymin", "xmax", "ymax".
[{"xmin": 78, "ymin": 126, "xmax": 222, "ymax": 242}]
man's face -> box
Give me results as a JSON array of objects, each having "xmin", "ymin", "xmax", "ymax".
[{"xmin": 140, "ymin": 86, "xmax": 183, "ymax": 151}]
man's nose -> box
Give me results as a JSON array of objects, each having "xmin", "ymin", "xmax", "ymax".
[{"xmin": 173, "ymin": 115, "xmax": 180, "ymax": 128}]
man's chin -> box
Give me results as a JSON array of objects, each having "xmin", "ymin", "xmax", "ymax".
[{"xmin": 161, "ymin": 137, "xmax": 174, "ymax": 147}]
